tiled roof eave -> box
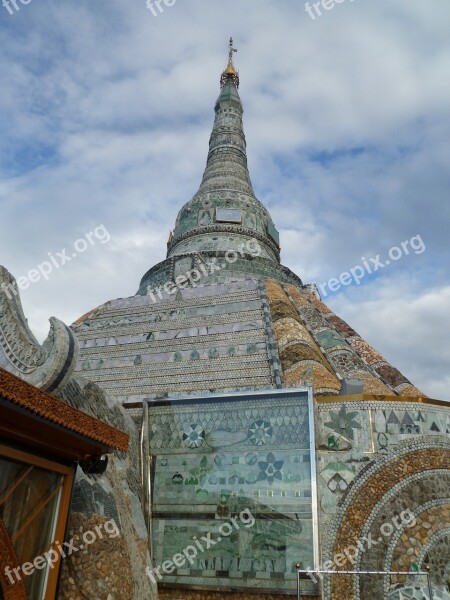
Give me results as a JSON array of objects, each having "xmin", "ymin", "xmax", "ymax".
[{"xmin": 0, "ymin": 368, "xmax": 128, "ymax": 453}]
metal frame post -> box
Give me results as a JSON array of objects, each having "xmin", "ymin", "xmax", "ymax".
[
  {"xmin": 307, "ymin": 386, "xmax": 320, "ymax": 572},
  {"xmin": 426, "ymin": 570, "xmax": 434, "ymax": 600}
]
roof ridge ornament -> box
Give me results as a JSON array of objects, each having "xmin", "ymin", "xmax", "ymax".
[{"xmin": 220, "ymin": 36, "xmax": 239, "ymax": 89}]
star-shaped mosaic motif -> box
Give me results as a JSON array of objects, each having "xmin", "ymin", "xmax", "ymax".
[{"xmin": 248, "ymin": 420, "xmax": 273, "ymax": 446}]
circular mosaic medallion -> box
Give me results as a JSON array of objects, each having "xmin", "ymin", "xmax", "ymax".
[
  {"xmin": 214, "ymin": 453, "xmax": 227, "ymax": 468},
  {"xmin": 245, "ymin": 452, "xmax": 258, "ymax": 465}
]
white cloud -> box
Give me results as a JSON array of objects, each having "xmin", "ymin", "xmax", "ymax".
[
  {"xmin": 0, "ymin": 0, "xmax": 449, "ymax": 397},
  {"xmin": 329, "ymin": 282, "xmax": 450, "ymax": 400}
]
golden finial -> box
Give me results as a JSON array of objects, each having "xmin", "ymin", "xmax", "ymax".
[{"xmin": 220, "ymin": 37, "xmax": 239, "ymax": 88}]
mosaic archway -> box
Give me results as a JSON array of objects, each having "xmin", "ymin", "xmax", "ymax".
[
  {"xmin": 416, "ymin": 528, "xmax": 450, "ymax": 586},
  {"xmin": 387, "ymin": 584, "xmax": 450, "ymax": 600},
  {"xmin": 324, "ymin": 441, "xmax": 450, "ymax": 600},
  {"xmin": 389, "ymin": 504, "xmax": 450, "ymax": 580},
  {"xmin": 353, "ymin": 475, "xmax": 450, "ymax": 599}
]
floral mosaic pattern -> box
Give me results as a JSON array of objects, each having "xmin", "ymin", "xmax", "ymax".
[{"xmin": 257, "ymin": 452, "xmax": 284, "ymax": 483}]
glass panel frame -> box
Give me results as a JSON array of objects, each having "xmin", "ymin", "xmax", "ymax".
[
  {"xmin": 0, "ymin": 444, "xmax": 74, "ymax": 600},
  {"xmin": 147, "ymin": 387, "xmax": 320, "ymax": 595}
]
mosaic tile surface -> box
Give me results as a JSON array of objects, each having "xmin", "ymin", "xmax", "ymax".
[
  {"xmin": 148, "ymin": 391, "xmax": 319, "ymax": 595},
  {"xmin": 282, "ymin": 284, "xmax": 425, "ymax": 398},
  {"xmin": 316, "ymin": 398, "xmax": 450, "ymax": 600},
  {"xmin": 73, "ymin": 280, "xmax": 276, "ymax": 401}
]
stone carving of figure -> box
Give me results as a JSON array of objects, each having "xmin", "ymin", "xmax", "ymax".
[{"xmin": 199, "ymin": 210, "xmax": 212, "ymax": 226}]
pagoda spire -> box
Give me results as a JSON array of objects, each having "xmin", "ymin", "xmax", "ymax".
[
  {"xmin": 166, "ymin": 38, "xmax": 279, "ymax": 260},
  {"xmin": 137, "ymin": 40, "xmax": 305, "ymax": 296}
]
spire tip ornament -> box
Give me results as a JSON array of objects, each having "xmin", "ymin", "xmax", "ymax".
[
  {"xmin": 228, "ymin": 36, "xmax": 237, "ymax": 62},
  {"xmin": 220, "ymin": 36, "xmax": 239, "ymax": 89}
]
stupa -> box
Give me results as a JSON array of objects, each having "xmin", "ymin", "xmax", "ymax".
[{"xmin": 1, "ymin": 38, "xmax": 449, "ymax": 600}]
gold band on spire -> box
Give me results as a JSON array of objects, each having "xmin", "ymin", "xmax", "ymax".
[{"xmin": 220, "ymin": 37, "xmax": 239, "ymax": 88}]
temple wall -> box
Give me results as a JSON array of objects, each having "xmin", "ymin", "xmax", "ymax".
[
  {"xmin": 315, "ymin": 397, "xmax": 450, "ymax": 600},
  {"xmin": 58, "ymin": 375, "xmax": 158, "ymax": 600}
]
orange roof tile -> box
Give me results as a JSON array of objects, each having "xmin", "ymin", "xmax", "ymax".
[{"xmin": 0, "ymin": 367, "xmax": 128, "ymax": 453}]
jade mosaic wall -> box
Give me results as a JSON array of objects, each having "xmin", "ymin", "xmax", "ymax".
[
  {"xmin": 315, "ymin": 399, "xmax": 450, "ymax": 600},
  {"xmin": 148, "ymin": 390, "xmax": 320, "ymax": 595}
]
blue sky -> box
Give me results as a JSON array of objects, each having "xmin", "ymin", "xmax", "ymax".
[{"xmin": 0, "ymin": 0, "xmax": 449, "ymax": 398}]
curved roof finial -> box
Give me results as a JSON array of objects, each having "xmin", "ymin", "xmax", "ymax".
[{"xmin": 220, "ymin": 36, "xmax": 239, "ymax": 88}]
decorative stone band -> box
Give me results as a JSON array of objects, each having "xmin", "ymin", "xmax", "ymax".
[
  {"xmin": 192, "ymin": 174, "xmax": 254, "ymax": 195},
  {"xmin": 168, "ymin": 223, "xmax": 280, "ymax": 259},
  {"xmin": 138, "ymin": 254, "xmax": 302, "ymax": 296},
  {"xmin": 258, "ymin": 280, "xmax": 284, "ymax": 388},
  {"xmin": 284, "ymin": 285, "xmax": 394, "ymax": 396},
  {"xmin": 389, "ymin": 502, "xmax": 450, "ymax": 592},
  {"xmin": 0, "ymin": 367, "xmax": 129, "ymax": 453},
  {"xmin": 206, "ymin": 146, "xmax": 247, "ymax": 166},
  {"xmin": 207, "ymin": 134, "xmax": 248, "ymax": 161},
  {"xmin": 0, "ymin": 517, "xmax": 26, "ymax": 600},
  {"xmin": 200, "ymin": 166, "xmax": 254, "ymax": 192},
  {"xmin": 158, "ymin": 590, "xmax": 319, "ymax": 600},
  {"xmin": 351, "ymin": 471, "xmax": 450, "ymax": 600},
  {"xmin": 317, "ymin": 394, "xmax": 443, "ymax": 408},
  {"xmin": 263, "ymin": 279, "xmax": 425, "ymax": 398}
]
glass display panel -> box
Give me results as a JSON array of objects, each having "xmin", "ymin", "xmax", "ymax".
[
  {"xmin": 148, "ymin": 389, "xmax": 319, "ymax": 594},
  {"xmin": 215, "ymin": 208, "xmax": 242, "ymax": 223}
]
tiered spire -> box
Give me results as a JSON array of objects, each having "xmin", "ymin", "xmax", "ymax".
[
  {"xmin": 165, "ymin": 37, "xmax": 282, "ymax": 265},
  {"xmin": 138, "ymin": 39, "xmax": 304, "ymax": 295}
]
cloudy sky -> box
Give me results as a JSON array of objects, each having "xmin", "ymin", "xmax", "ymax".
[{"xmin": 1, "ymin": 0, "xmax": 449, "ymax": 398}]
